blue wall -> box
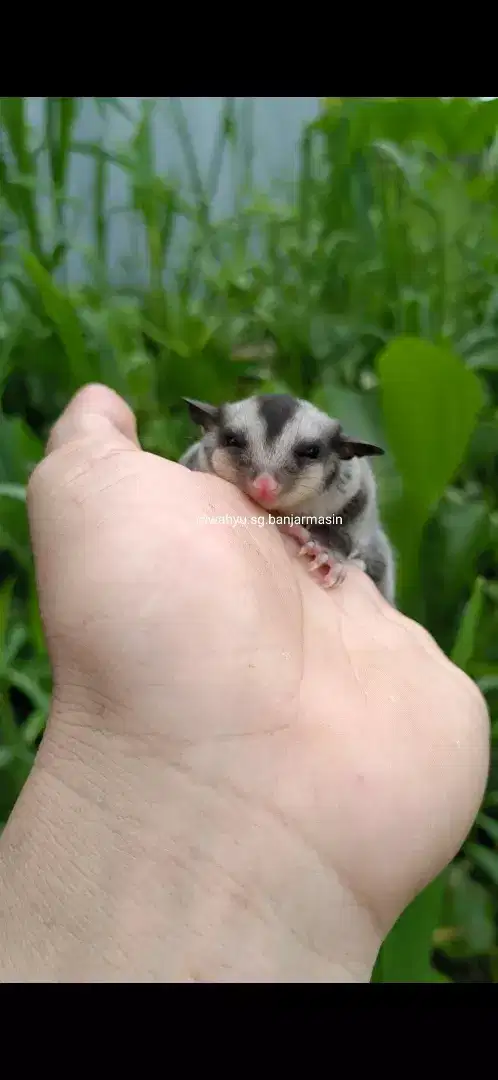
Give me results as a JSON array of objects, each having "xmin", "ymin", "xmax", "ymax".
[{"xmin": 26, "ymin": 97, "xmax": 321, "ymax": 284}]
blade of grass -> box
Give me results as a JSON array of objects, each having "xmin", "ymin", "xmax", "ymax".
[
  {"xmin": 450, "ymin": 576, "xmax": 485, "ymax": 672},
  {"xmin": 0, "ymin": 483, "xmax": 26, "ymax": 501},
  {"xmin": 22, "ymin": 250, "xmax": 90, "ymax": 386},
  {"xmin": 93, "ymin": 138, "xmax": 108, "ymax": 270},
  {"xmin": 465, "ymin": 843, "xmax": 498, "ymax": 885},
  {"xmin": 7, "ymin": 669, "xmax": 50, "ymax": 714},
  {"xmin": 0, "ymin": 97, "xmax": 44, "ymax": 260},
  {"xmin": 206, "ymin": 97, "xmax": 235, "ymax": 205},
  {"xmin": 0, "ymin": 578, "xmax": 14, "ymax": 657},
  {"xmin": 168, "ymin": 97, "xmax": 207, "ymax": 215},
  {"xmin": 44, "ymin": 97, "xmax": 78, "ymax": 276},
  {"xmin": 45, "ymin": 98, "xmax": 78, "ymax": 207},
  {"xmin": 477, "ymin": 813, "xmax": 498, "ymax": 844}
]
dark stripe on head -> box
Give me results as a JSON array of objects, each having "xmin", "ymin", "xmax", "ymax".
[
  {"xmin": 339, "ymin": 486, "xmax": 368, "ymax": 527},
  {"xmin": 256, "ymin": 394, "xmax": 299, "ymax": 442}
]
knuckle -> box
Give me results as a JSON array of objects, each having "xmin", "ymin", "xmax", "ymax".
[{"xmin": 28, "ymin": 439, "xmax": 126, "ymax": 505}]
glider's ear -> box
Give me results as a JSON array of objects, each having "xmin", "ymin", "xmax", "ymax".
[
  {"xmin": 336, "ymin": 435, "xmax": 385, "ymax": 460},
  {"xmin": 183, "ymin": 398, "xmax": 221, "ymax": 431}
]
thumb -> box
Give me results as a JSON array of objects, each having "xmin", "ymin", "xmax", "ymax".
[
  {"xmin": 45, "ymin": 383, "xmax": 140, "ymax": 455},
  {"xmin": 27, "ymin": 383, "xmax": 141, "ymax": 535},
  {"xmin": 25, "ymin": 384, "xmax": 143, "ymax": 673}
]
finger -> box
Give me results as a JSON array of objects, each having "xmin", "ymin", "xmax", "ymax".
[{"xmin": 46, "ymin": 384, "xmax": 140, "ymax": 456}]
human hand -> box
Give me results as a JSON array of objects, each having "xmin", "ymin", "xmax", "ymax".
[{"xmin": 0, "ymin": 384, "xmax": 490, "ymax": 981}]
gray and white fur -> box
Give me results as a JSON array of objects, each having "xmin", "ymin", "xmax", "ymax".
[{"xmin": 179, "ymin": 393, "xmax": 396, "ymax": 605}]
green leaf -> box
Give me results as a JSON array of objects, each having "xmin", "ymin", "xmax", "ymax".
[
  {"xmin": 436, "ymin": 498, "xmax": 489, "ymax": 594},
  {"xmin": 373, "ymin": 872, "xmax": 449, "ymax": 982},
  {"xmin": 0, "ymin": 685, "xmax": 34, "ymax": 808},
  {"xmin": 22, "ymin": 251, "xmax": 90, "ymax": 386},
  {"xmin": 466, "ymin": 843, "xmax": 498, "ymax": 885},
  {"xmin": 476, "ymin": 813, "xmax": 498, "ymax": 844},
  {"xmin": 314, "ymin": 383, "xmax": 386, "ymax": 446},
  {"xmin": 28, "ymin": 577, "xmax": 47, "ymax": 657},
  {"xmin": 0, "ymin": 97, "xmax": 44, "ymax": 259},
  {"xmin": 0, "ymin": 499, "xmax": 30, "ymax": 568},
  {"xmin": 313, "ymin": 383, "xmax": 402, "ymax": 514},
  {"xmin": 466, "ymin": 351, "xmax": 498, "ymax": 371},
  {"xmin": 3, "ymin": 626, "xmax": 28, "ymax": 667},
  {"xmin": 420, "ymin": 499, "xmax": 490, "ymax": 647},
  {"xmin": 0, "ymin": 521, "xmax": 30, "ymax": 568},
  {"xmin": 22, "ymin": 708, "xmax": 48, "ymax": 746},
  {"xmin": 450, "ymin": 577, "xmax": 485, "ymax": 672},
  {"xmin": 0, "ymin": 482, "xmax": 27, "ymax": 502},
  {"xmin": 7, "ymin": 669, "xmax": 50, "ymax": 713},
  {"xmin": 0, "ymin": 578, "xmax": 14, "ymax": 653},
  {"xmin": 450, "ymin": 864, "xmax": 495, "ymax": 953},
  {"xmin": 466, "ymin": 419, "xmax": 498, "ymax": 474},
  {"xmin": 376, "ymin": 337, "xmax": 484, "ymax": 612},
  {"xmin": 377, "ymin": 337, "xmax": 484, "ymax": 515},
  {"xmin": 478, "ymin": 674, "xmax": 498, "ymax": 695},
  {"xmin": 45, "ymin": 97, "xmax": 78, "ymax": 196},
  {"xmin": 0, "ymin": 416, "xmax": 43, "ymax": 485}
]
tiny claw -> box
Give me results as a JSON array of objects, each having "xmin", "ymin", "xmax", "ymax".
[
  {"xmin": 277, "ymin": 520, "xmax": 353, "ymax": 591},
  {"xmin": 308, "ymin": 551, "xmax": 332, "ymax": 573},
  {"xmin": 297, "ymin": 539, "xmax": 321, "ymax": 558},
  {"xmin": 292, "ymin": 536, "xmax": 337, "ymax": 580},
  {"xmin": 323, "ymin": 563, "xmax": 347, "ymax": 589}
]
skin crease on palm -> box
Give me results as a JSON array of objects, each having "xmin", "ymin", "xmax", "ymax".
[{"xmin": 0, "ymin": 384, "xmax": 490, "ymax": 983}]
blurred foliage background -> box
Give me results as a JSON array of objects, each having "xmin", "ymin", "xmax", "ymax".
[{"xmin": 0, "ymin": 96, "xmax": 497, "ymax": 982}]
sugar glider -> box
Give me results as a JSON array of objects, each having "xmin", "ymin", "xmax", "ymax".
[{"xmin": 179, "ymin": 393, "xmax": 395, "ymax": 604}]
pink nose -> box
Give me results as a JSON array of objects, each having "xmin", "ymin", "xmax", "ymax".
[{"xmin": 249, "ymin": 473, "xmax": 281, "ymax": 503}]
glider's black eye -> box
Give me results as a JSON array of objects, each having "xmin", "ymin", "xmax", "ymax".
[
  {"xmin": 222, "ymin": 431, "xmax": 246, "ymax": 450},
  {"xmin": 295, "ymin": 442, "xmax": 321, "ymax": 461}
]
